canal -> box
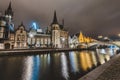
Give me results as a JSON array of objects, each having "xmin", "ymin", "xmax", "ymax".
[{"xmin": 0, "ymin": 48, "xmax": 117, "ymax": 80}]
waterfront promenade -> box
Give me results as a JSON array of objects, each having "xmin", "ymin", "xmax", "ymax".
[
  {"xmin": 0, "ymin": 48, "xmax": 94, "ymax": 56},
  {"xmin": 79, "ymin": 53, "xmax": 120, "ymax": 80}
]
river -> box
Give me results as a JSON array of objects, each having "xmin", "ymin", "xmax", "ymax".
[{"xmin": 0, "ymin": 48, "xmax": 116, "ymax": 80}]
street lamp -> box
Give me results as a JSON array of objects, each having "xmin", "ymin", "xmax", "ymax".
[
  {"xmin": 28, "ymin": 33, "xmax": 35, "ymax": 48},
  {"xmin": 29, "ymin": 33, "xmax": 34, "ymax": 38}
]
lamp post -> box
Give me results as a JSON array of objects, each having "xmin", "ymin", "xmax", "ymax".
[{"xmin": 29, "ymin": 33, "xmax": 34, "ymax": 48}]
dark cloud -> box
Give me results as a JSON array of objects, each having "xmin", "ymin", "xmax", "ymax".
[{"xmin": 0, "ymin": 0, "xmax": 120, "ymax": 37}]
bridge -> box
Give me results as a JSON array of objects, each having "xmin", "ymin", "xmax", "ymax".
[
  {"xmin": 81, "ymin": 40, "xmax": 120, "ymax": 49},
  {"xmin": 78, "ymin": 40, "xmax": 120, "ymax": 80}
]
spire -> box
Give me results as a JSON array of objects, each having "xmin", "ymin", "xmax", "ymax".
[
  {"xmin": 5, "ymin": 1, "xmax": 13, "ymax": 17},
  {"xmin": 52, "ymin": 10, "xmax": 58, "ymax": 24},
  {"xmin": 8, "ymin": 1, "xmax": 12, "ymax": 10}
]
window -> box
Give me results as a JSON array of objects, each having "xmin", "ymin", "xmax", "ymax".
[
  {"xmin": 21, "ymin": 35, "xmax": 25, "ymax": 41},
  {"xmin": 17, "ymin": 35, "xmax": 20, "ymax": 41}
]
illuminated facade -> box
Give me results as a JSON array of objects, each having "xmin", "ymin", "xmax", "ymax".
[
  {"xmin": 69, "ymin": 35, "xmax": 79, "ymax": 48},
  {"xmin": 28, "ymin": 28, "xmax": 51, "ymax": 48},
  {"xmin": 14, "ymin": 23, "xmax": 28, "ymax": 49},
  {"xmin": 78, "ymin": 31, "xmax": 94, "ymax": 43},
  {"xmin": 27, "ymin": 11, "xmax": 69, "ymax": 48},
  {"xmin": 0, "ymin": 2, "xmax": 15, "ymax": 49},
  {"xmin": 47, "ymin": 11, "xmax": 69, "ymax": 48},
  {"xmin": 0, "ymin": 2, "xmax": 71, "ymax": 49}
]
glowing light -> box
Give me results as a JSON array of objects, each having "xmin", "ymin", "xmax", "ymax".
[
  {"xmin": 31, "ymin": 22, "xmax": 40, "ymax": 30},
  {"xmin": 80, "ymin": 51, "xmax": 93, "ymax": 71},
  {"xmin": 80, "ymin": 52, "xmax": 88, "ymax": 71},
  {"xmin": 47, "ymin": 54, "xmax": 51, "ymax": 65},
  {"xmin": 61, "ymin": 53, "xmax": 69, "ymax": 80},
  {"xmin": 118, "ymin": 34, "xmax": 120, "ymax": 37},
  {"xmin": 104, "ymin": 54, "xmax": 110, "ymax": 61},
  {"xmin": 100, "ymin": 49, "xmax": 106, "ymax": 54},
  {"xmin": 29, "ymin": 33, "xmax": 34, "ymax": 38},
  {"xmin": 32, "ymin": 55, "xmax": 40, "ymax": 80},
  {"xmin": 9, "ymin": 24, "xmax": 14, "ymax": 31},
  {"xmin": 98, "ymin": 54, "xmax": 105, "ymax": 64},
  {"xmin": 22, "ymin": 56, "xmax": 33, "ymax": 80},
  {"xmin": 96, "ymin": 49, "xmax": 105, "ymax": 64},
  {"xmin": 109, "ymin": 46, "xmax": 114, "ymax": 56},
  {"xmin": 98, "ymin": 35, "xmax": 103, "ymax": 38},
  {"xmin": 85, "ymin": 52, "xmax": 93, "ymax": 69},
  {"xmin": 32, "ymin": 22, "xmax": 37, "ymax": 30},
  {"xmin": 90, "ymin": 51, "xmax": 97, "ymax": 66},
  {"xmin": 69, "ymin": 51, "xmax": 79, "ymax": 73}
]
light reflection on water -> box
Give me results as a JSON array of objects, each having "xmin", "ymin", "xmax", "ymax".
[
  {"xmin": 0, "ymin": 48, "xmax": 117, "ymax": 80},
  {"xmin": 61, "ymin": 53, "xmax": 69, "ymax": 80},
  {"xmin": 69, "ymin": 52, "xmax": 79, "ymax": 73},
  {"xmin": 22, "ymin": 56, "xmax": 34, "ymax": 80}
]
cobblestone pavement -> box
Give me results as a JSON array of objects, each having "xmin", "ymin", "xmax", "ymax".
[{"xmin": 96, "ymin": 56, "xmax": 120, "ymax": 80}]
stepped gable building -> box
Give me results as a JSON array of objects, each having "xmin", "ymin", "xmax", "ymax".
[{"xmin": 14, "ymin": 22, "xmax": 28, "ymax": 49}]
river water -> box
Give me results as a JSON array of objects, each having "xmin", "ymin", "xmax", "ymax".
[{"xmin": 0, "ymin": 48, "xmax": 116, "ymax": 80}]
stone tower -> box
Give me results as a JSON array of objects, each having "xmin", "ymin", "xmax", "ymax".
[{"xmin": 51, "ymin": 11, "xmax": 61, "ymax": 48}]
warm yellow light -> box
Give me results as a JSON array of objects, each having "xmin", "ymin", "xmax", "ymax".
[
  {"xmin": 80, "ymin": 52, "xmax": 88, "ymax": 71},
  {"xmin": 104, "ymin": 54, "xmax": 110, "ymax": 61},
  {"xmin": 91, "ymin": 52, "xmax": 97, "ymax": 66},
  {"xmin": 79, "ymin": 51, "xmax": 93, "ymax": 71},
  {"xmin": 118, "ymin": 34, "xmax": 120, "ymax": 37},
  {"xmin": 99, "ymin": 54, "xmax": 105, "ymax": 64},
  {"xmin": 85, "ymin": 52, "xmax": 92, "ymax": 69}
]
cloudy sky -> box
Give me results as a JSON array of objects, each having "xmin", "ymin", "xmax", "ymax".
[{"xmin": 0, "ymin": 0, "xmax": 120, "ymax": 37}]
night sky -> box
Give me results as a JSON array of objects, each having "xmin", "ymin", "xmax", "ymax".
[{"xmin": 0, "ymin": 0, "xmax": 120, "ymax": 37}]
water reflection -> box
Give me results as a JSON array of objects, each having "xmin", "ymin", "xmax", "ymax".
[
  {"xmin": 69, "ymin": 52, "xmax": 79, "ymax": 73},
  {"xmin": 96, "ymin": 48, "xmax": 113, "ymax": 64},
  {"xmin": 61, "ymin": 53, "xmax": 69, "ymax": 80},
  {"xmin": 22, "ymin": 56, "xmax": 34, "ymax": 80},
  {"xmin": 79, "ymin": 51, "xmax": 93, "ymax": 71},
  {"xmin": 32, "ymin": 55, "xmax": 40, "ymax": 80},
  {"xmin": 39, "ymin": 54, "xmax": 51, "ymax": 80},
  {"xmin": 90, "ymin": 51, "xmax": 97, "ymax": 66},
  {"xmin": 0, "ymin": 48, "xmax": 117, "ymax": 80}
]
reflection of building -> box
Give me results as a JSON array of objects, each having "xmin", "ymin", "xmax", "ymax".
[{"xmin": 14, "ymin": 23, "xmax": 27, "ymax": 49}]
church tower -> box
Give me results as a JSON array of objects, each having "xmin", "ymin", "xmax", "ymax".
[
  {"xmin": 51, "ymin": 11, "xmax": 61, "ymax": 48},
  {"xmin": 5, "ymin": 2, "xmax": 14, "ymax": 39},
  {"xmin": 0, "ymin": 1, "xmax": 13, "ymax": 40},
  {"xmin": 5, "ymin": 2, "xmax": 13, "ymax": 23}
]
